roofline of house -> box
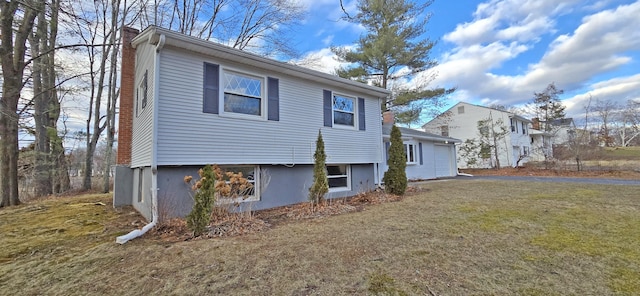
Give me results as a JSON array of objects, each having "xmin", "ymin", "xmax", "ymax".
[
  {"xmin": 423, "ymin": 101, "xmax": 532, "ymax": 127},
  {"xmin": 382, "ymin": 125, "xmax": 462, "ymax": 143},
  {"xmin": 383, "ymin": 133, "xmax": 462, "ymax": 143},
  {"xmin": 529, "ymin": 129, "xmax": 553, "ymax": 136},
  {"xmin": 131, "ymin": 26, "xmax": 391, "ymax": 99}
]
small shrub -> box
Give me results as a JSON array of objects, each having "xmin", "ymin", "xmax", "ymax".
[
  {"xmin": 309, "ymin": 130, "xmax": 328, "ymax": 205},
  {"xmin": 383, "ymin": 125, "xmax": 407, "ymax": 195},
  {"xmin": 185, "ymin": 165, "xmax": 216, "ymax": 237}
]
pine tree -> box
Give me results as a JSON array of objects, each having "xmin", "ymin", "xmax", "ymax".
[
  {"xmin": 383, "ymin": 125, "xmax": 407, "ymax": 195},
  {"xmin": 531, "ymin": 83, "xmax": 566, "ymax": 132},
  {"xmin": 333, "ymin": 0, "xmax": 454, "ymax": 125},
  {"xmin": 309, "ymin": 130, "xmax": 328, "ymax": 205}
]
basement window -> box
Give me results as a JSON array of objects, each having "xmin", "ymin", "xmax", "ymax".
[
  {"xmin": 327, "ymin": 164, "xmax": 351, "ymax": 191},
  {"xmin": 216, "ymin": 165, "xmax": 260, "ymax": 203}
]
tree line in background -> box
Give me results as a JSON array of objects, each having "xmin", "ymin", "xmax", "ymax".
[
  {"xmin": 1, "ymin": 0, "xmax": 443, "ymax": 207},
  {"xmin": 0, "ymin": 0, "xmax": 306, "ymax": 207}
]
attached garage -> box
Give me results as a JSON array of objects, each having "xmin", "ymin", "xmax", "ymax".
[
  {"xmin": 434, "ymin": 144, "xmax": 455, "ymax": 178},
  {"xmin": 380, "ymin": 124, "xmax": 461, "ymax": 182}
]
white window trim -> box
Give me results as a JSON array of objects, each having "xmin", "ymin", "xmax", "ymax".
[
  {"xmin": 136, "ymin": 70, "xmax": 148, "ymax": 117},
  {"xmin": 404, "ymin": 142, "xmax": 418, "ymax": 165},
  {"xmin": 327, "ymin": 164, "xmax": 351, "ymax": 192},
  {"xmin": 215, "ymin": 165, "xmax": 261, "ymax": 204},
  {"xmin": 332, "ymin": 93, "xmax": 357, "ymax": 130},
  {"xmin": 219, "ymin": 67, "xmax": 267, "ymax": 121}
]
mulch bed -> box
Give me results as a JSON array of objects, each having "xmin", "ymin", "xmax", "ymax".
[{"xmin": 148, "ymin": 188, "xmax": 416, "ymax": 242}]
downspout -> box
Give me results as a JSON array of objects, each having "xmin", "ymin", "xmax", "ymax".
[
  {"xmin": 376, "ymin": 97, "xmax": 383, "ymax": 187},
  {"xmin": 117, "ymin": 33, "xmax": 166, "ymax": 244}
]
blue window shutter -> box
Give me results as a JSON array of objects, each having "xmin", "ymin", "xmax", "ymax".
[
  {"xmin": 358, "ymin": 97, "xmax": 365, "ymax": 131},
  {"xmin": 385, "ymin": 141, "xmax": 390, "ymax": 164},
  {"xmin": 203, "ymin": 63, "xmax": 219, "ymax": 114},
  {"xmin": 419, "ymin": 142, "xmax": 423, "ymax": 165},
  {"xmin": 323, "ymin": 90, "xmax": 332, "ymax": 127},
  {"xmin": 267, "ymin": 77, "xmax": 279, "ymax": 121}
]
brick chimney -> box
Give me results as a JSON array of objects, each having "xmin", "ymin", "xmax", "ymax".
[
  {"xmin": 382, "ymin": 110, "xmax": 394, "ymax": 125},
  {"xmin": 532, "ymin": 118, "xmax": 540, "ymax": 130},
  {"xmin": 116, "ymin": 27, "xmax": 139, "ymax": 165}
]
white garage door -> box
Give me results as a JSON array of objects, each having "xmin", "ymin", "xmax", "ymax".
[{"xmin": 434, "ymin": 145, "xmax": 453, "ymax": 177}]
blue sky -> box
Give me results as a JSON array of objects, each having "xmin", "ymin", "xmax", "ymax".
[{"xmin": 288, "ymin": 0, "xmax": 640, "ymax": 120}]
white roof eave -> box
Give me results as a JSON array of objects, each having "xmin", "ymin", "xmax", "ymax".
[{"xmin": 132, "ymin": 26, "xmax": 391, "ymax": 99}]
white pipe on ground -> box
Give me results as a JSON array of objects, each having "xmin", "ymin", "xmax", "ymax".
[
  {"xmin": 457, "ymin": 170, "xmax": 473, "ymax": 177},
  {"xmin": 116, "ymin": 33, "xmax": 165, "ymax": 244}
]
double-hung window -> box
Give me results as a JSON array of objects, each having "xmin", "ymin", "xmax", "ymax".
[
  {"xmin": 327, "ymin": 164, "xmax": 350, "ymax": 191},
  {"xmin": 323, "ymin": 90, "xmax": 365, "ymax": 130},
  {"xmin": 222, "ymin": 71, "xmax": 263, "ymax": 117},
  {"xmin": 333, "ymin": 94, "xmax": 355, "ymax": 127},
  {"xmin": 404, "ymin": 143, "xmax": 417, "ymax": 164}
]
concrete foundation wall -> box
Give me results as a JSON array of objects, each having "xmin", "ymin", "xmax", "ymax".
[
  {"xmin": 113, "ymin": 166, "xmax": 133, "ymax": 207},
  {"xmin": 155, "ymin": 164, "xmax": 376, "ymax": 219}
]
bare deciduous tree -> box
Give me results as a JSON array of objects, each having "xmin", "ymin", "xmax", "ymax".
[
  {"xmin": 136, "ymin": 0, "xmax": 304, "ymax": 57},
  {"xmin": 1, "ymin": 1, "xmax": 39, "ymax": 207},
  {"xmin": 615, "ymin": 100, "xmax": 640, "ymax": 147},
  {"xmin": 593, "ymin": 98, "xmax": 617, "ymax": 147}
]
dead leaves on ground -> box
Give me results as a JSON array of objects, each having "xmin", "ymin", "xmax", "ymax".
[{"xmin": 148, "ymin": 188, "xmax": 412, "ymax": 243}]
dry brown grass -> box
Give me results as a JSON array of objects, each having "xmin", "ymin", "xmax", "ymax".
[{"xmin": 1, "ymin": 180, "xmax": 639, "ymax": 295}]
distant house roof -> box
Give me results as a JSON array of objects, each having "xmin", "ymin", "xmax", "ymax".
[
  {"xmin": 551, "ymin": 118, "xmax": 574, "ymax": 126},
  {"xmin": 382, "ymin": 124, "xmax": 461, "ymax": 143},
  {"xmin": 422, "ymin": 101, "xmax": 531, "ymax": 129},
  {"xmin": 529, "ymin": 129, "xmax": 552, "ymax": 136}
]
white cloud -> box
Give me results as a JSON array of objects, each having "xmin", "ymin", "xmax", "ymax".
[
  {"xmin": 432, "ymin": 0, "xmax": 640, "ymax": 117},
  {"xmin": 291, "ymin": 47, "xmax": 351, "ymax": 74},
  {"xmin": 444, "ymin": 0, "xmax": 578, "ymax": 45},
  {"xmin": 563, "ymin": 73, "xmax": 640, "ymax": 116}
]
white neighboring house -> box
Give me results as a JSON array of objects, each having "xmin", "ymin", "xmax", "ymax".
[
  {"xmin": 381, "ymin": 118, "xmax": 461, "ymax": 180},
  {"xmin": 113, "ymin": 26, "xmax": 391, "ymax": 220},
  {"xmin": 422, "ymin": 102, "xmax": 532, "ymax": 169},
  {"xmin": 528, "ymin": 128, "xmax": 553, "ymax": 162},
  {"xmin": 549, "ymin": 118, "xmax": 576, "ymax": 146}
]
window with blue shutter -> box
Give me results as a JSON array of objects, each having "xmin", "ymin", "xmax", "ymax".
[
  {"xmin": 267, "ymin": 77, "xmax": 279, "ymax": 121},
  {"xmin": 358, "ymin": 97, "xmax": 365, "ymax": 131},
  {"xmin": 385, "ymin": 141, "xmax": 390, "ymax": 164},
  {"xmin": 203, "ymin": 63, "xmax": 219, "ymax": 114},
  {"xmin": 324, "ymin": 90, "xmax": 365, "ymax": 130},
  {"xmin": 323, "ymin": 90, "xmax": 332, "ymax": 127}
]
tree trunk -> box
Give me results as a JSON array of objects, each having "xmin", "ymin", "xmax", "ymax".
[
  {"xmin": 30, "ymin": 2, "xmax": 53, "ymax": 197},
  {"xmin": 103, "ymin": 0, "xmax": 122, "ymax": 193},
  {"xmin": 0, "ymin": 1, "xmax": 38, "ymax": 207}
]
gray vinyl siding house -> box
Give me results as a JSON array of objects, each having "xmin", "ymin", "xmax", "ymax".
[
  {"xmin": 114, "ymin": 26, "xmax": 390, "ymax": 220},
  {"xmin": 381, "ymin": 125, "xmax": 460, "ymax": 180}
]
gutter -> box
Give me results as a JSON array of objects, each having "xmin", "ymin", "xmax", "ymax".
[{"xmin": 116, "ymin": 34, "xmax": 166, "ymax": 244}]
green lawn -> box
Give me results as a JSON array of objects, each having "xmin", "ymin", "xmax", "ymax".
[
  {"xmin": 1, "ymin": 180, "xmax": 639, "ymax": 295},
  {"xmin": 602, "ymin": 146, "xmax": 640, "ymax": 160}
]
